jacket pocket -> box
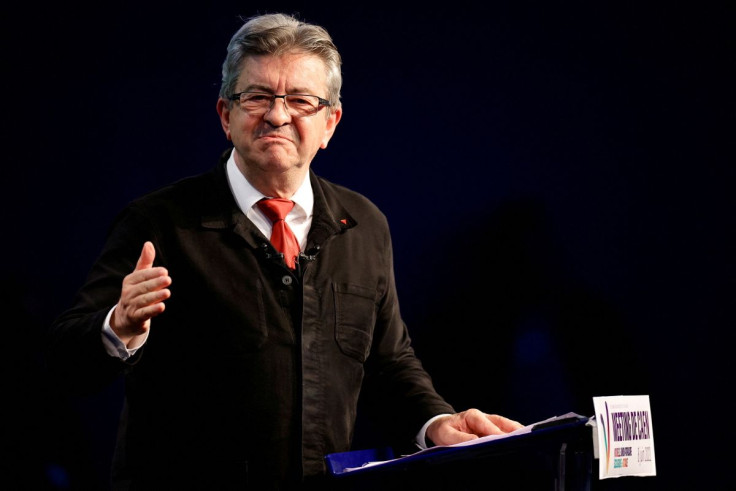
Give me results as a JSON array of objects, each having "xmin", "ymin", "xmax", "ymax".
[{"xmin": 333, "ymin": 282, "xmax": 377, "ymax": 363}]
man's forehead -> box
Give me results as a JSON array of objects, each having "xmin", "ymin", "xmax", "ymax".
[
  {"xmin": 238, "ymin": 53, "xmax": 327, "ymax": 90},
  {"xmin": 240, "ymin": 53, "xmax": 326, "ymax": 74}
]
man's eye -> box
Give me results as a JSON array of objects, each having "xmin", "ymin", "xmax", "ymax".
[{"xmin": 246, "ymin": 94, "xmax": 271, "ymax": 102}]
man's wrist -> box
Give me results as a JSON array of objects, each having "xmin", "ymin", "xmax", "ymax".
[
  {"xmin": 416, "ymin": 413, "xmax": 451, "ymax": 449},
  {"xmin": 102, "ymin": 306, "xmax": 146, "ymax": 359}
]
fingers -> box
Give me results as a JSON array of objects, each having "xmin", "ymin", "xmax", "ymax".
[
  {"xmin": 111, "ymin": 242, "xmax": 172, "ymax": 341},
  {"xmin": 439, "ymin": 425, "xmax": 479, "ymax": 444},
  {"xmin": 126, "ymin": 242, "xmax": 171, "ymax": 306},
  {"xmin": 427, "ymin": 415, "xmax": 478, "ymax": 446},
  {"xmin": 464, "ymin": 408, "xmax": 501, "ymax": 436},
  {"xmin": 123, "ymin": 273, "xmax": 172, "ymax": 319},
  {"xmin": 487, "ymin": 413, "xmax": 524, "ymax": 433},
  {"xmin": 464, "ymin": 410, "xmax": 524, "ymax": 436},
  {"xmin": 431, "ymin": 409, "xmax": 524, "ymax": 446},
  {"xmin": 427, "ymin": 409, "xmax": 525, "ymax": 446}
]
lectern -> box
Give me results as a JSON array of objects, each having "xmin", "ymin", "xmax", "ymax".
[{"xmin": 326, "ymin": 415, "xmax": 592, "ymax": 491}]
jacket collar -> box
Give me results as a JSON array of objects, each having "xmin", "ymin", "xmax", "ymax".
[{"xmin": 201, "ymin": 148, "xmax": 356, "ymax": 252}]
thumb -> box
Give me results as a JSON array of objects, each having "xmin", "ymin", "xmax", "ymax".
[{"xmin": 135, "ymin": 241, "xmax": 156, "ymax": 271}]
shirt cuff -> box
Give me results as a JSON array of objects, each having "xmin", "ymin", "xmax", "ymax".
[{"xmin": 101, "ymin": 306, "xmax": 146, "ymax": 360}]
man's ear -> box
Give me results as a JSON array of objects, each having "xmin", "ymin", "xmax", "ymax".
[
  {"xmin": 320, "ymin": 107, "xmax": 342, "ymax": 149},
  {"xmin": 216, "ymin": 98, "xmax": 233, "ymax": 141}
]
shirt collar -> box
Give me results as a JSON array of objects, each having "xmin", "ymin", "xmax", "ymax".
[{"xmin": 225, "ymin": 149, "xmax": 314, "ymax": 219}]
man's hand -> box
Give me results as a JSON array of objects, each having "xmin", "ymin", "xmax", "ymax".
[
  {"xmin": 426, "ymin": 409, "xmax": 524, "ymax": 446},
  {"xmin": 110, "ymin": 241, "xmax": 172, "ymax": 347}
]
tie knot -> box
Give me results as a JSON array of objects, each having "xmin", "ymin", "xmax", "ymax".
[{"xmin": 257, "ymin": 198, "xmax": 295, "ymax": 222}]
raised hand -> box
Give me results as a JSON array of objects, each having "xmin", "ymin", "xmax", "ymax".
[{"xmin": 110, "ymin": 241, "xmax": 172, "ymax": 347}]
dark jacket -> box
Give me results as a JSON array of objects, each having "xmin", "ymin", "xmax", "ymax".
[{"xmin": 47, "ymin": 149, "xmax": 454, "ymax": 489}]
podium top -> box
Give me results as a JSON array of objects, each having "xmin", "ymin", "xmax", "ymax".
[{"xmin": 326, "ymin": 413, "xmax": 590, "ymax": 477}]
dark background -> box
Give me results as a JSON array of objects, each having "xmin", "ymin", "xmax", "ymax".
[{"xmin": 6, "ymin": 1, "xmax": 733, "ymax": 489}]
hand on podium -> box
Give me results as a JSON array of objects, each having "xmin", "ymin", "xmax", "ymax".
[{"xmin": 427, "ymin": 408, "xmax": 524, "ymax": 446}]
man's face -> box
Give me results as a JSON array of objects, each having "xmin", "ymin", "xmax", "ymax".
[{"xmin": 217, "ymin": 53, "xmax": 341, "ymax": 178}]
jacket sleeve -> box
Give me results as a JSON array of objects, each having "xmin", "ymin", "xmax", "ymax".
[
  {"xmin": 45, "ymin": 204, "xmax": 157, "ymax": 394},
  {"xmin": 359, "ymin": 229, "xmax": 456, "ymax": 447}
]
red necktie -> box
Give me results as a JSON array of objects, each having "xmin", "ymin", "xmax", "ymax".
[{"xmin": 257, "ymin": 198, "xmax": 300, "ymax": 269}]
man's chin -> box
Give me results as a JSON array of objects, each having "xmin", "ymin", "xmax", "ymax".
[{"xmin": 261, "ymin": 151, "xmax": 298, "ymax": 169}]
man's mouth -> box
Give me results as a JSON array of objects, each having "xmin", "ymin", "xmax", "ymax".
[{"xmin": 258, "ymin": 133, "xmax": 292, "ymax": 143}]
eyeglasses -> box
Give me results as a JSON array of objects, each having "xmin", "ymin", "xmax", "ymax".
[{"xmin": 228, "ymin": 91, "xmax": 331, "ymax": 117}]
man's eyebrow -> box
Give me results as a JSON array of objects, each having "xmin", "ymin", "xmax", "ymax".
[{"xmin": 241, "ymin": 84, "xmax": 318, "ymax": 94}]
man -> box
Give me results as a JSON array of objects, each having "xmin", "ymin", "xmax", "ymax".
[{"xmin": 47, "ymin": 12, "xmax": 522, "ymax": 489}]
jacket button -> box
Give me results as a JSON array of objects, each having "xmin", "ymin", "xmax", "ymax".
[{"xmin": 281, "ymin": 275, "xmax": 293, "ymax": 285}]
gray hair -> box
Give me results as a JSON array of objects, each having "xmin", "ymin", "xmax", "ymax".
[{"xmin": 219, "ymin": 13, "xmax": 343, "ymax": 112}]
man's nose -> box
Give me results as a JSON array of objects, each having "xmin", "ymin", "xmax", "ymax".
[{"xmin": 263, "ymin": 96, "xmax": 292, "ymax": 125}]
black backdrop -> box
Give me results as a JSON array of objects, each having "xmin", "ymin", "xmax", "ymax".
[{"xmin": 6, "ymin": 2, "xmax": 734, "ymax": 489}]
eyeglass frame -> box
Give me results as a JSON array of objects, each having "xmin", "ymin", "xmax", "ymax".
[{"xmin": 228, "ymin": 91, "xmax": 332, "ymax": 117}]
